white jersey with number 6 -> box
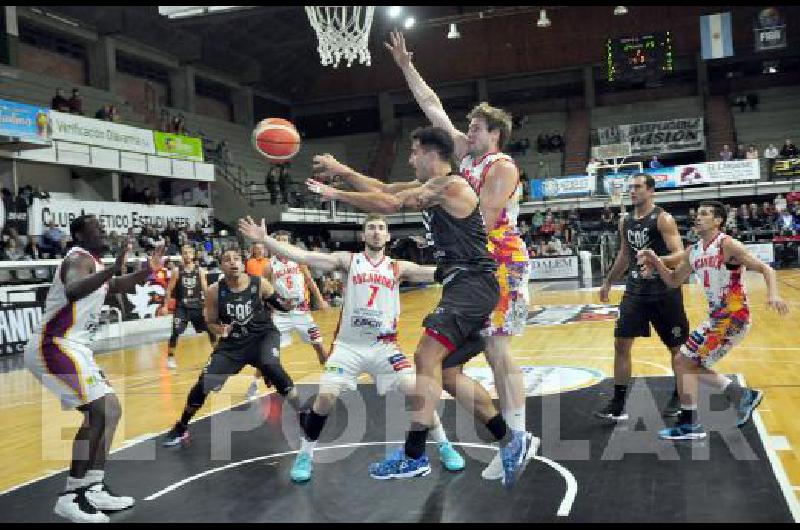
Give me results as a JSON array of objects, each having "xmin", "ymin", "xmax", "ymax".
[
  {"xmin": 335, "ymin": 253, "xmax": 400, "ymax": 346},
  {"xmin": 270, "ymin": 256, "xmax": 308, "ymax": 311}
]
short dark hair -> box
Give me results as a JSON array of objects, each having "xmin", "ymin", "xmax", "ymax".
[
  {"xmin": 631, "ymin": 173, "xmax": 656, "ymax": 190},
  {"xmin": 410, "ymin": 126, "xmax": 454, "ymax": 162},
  {"xmin": 698, "ymin": 201, "xmax": 727, "ymax": 223},
  {"xmin": 70, "ymin": 214, "xmax": 95, "ymax": 240}
]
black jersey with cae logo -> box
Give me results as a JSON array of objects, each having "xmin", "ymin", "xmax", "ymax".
[{"xmin": 623, "ymin": 206, "xmax": 671, "ymax": 297}]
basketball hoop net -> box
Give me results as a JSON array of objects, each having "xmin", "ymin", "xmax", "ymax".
[{"xmin": 305, "ymin": 6, "xmax": 375, "ymax": 68}]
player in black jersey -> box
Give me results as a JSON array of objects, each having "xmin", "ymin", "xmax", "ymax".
[
  {"xmin": 595, "ymin": 174, "xmax": 689, "ymax": 421},
  {"xmin": 307, "ymin": 127, "xmax": 536, "ymax": 488},
  {"xmin": 163, "ymin": 244, "xmax": 213, "ymax": 370},
  {"xmin": 162, "ymin": 249, "xmax": 300, "ymax": 447}
]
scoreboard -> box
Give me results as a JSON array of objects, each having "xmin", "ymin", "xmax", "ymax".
[{"xmin": 606, "ymin": 32, "xmax": 674, "ymax": 83}]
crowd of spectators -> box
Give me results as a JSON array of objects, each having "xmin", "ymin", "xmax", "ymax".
[{"xmin": 50, "ymin": 87, "xmax": 82, "ymax": 115}]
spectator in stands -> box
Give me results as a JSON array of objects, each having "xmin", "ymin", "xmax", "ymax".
[
  {"xmin": 735, "ymin": 143, "xmax": 747, "ymax": 160},
  {"xmin": 649, "ymin": 155, "xmax": 663, "ymax": 169},
  {"xmin": 164, "ymin": 221, "xmax": 179, "ymax": 247},
  {"xmin": 32, "ymin": 186, "xmax": 50, "ymax": 202},
  {"xmin": 266, "ymin": 167, "xmax": 278, "ymax": 205},
  {"xmin": 68, "ymin": 88, "xmax": 83, "ymax": 115},
  {"xmin": 763, "ymin": 201, "xmax": 776, "ymax": 218},
  {"xmin": 532, "ymin": 209, "xmax": 544, "ymax": 234},
  {"xmin": 245, "ymin": 243, "xmax": 269, "ymax": 277},
  {"xmin": 2, "ymin": 237, "xmax": 24, "ymax": 262},
  {"xmin": 749, "ymin": 203, "xmax": 760, "ymax": 225},
  {"xmin": 163, "ymin": 235, "xmax": 179, "ymax": 256},
  {"xmin": 278, "ymin": 165, "xmax": 290, "ymax": 204},
  {"xmin": 601, "ymin": 204, "xmax": 615, "ymax": 233},
  {"xmin": 780, "ymin": 139, "xmax": 798, "ymax": 159},
  {"xmin": 537, "ymin": 133, "xmax": 549, "ymax": 154},
  {"xmin": 95, "ymin": 105, "xmax": 111, "ymax": 121},
  {"xmin": 549, "ymin": 132, "xmax": 564, "ymax": 153},
  {"xmin": 41, "ymin": 221, "xmax": 66, "ymax": 257},
  {"xmin": 736, "ymin": 204, "xmax": 751, "ymax": 232},
  {"xmin": 25, "ymin": 237, "xmax": 43, "ymax": 260},
  {"xmin": 775, "ymin": 194, "xmax": 788, "ymax": 213},
  {"xmin": 519, "ymin": 220, "xmax": 532, "ymax": 248},
  {"xmin": 143, "ymin": 187, "xmax": 156, "ymax": 206},
  {"xmin": 51, "ymin": 88, "xmax": 70, "ymax": 112},
  {"xmin": 746, "ymin": 93, "xmax": 759, "ymax": 112},
  {"xmin": 734, "ymin": 95, "xmax": 747, "ymax": 113},
  {"xmin": 764, "ymin": 143, "xmax": 779, "ymax": 179},
  {"xmin": 746, "ymin": 145, "xmax": 759, "ymax": 160},
  {"xmin": 109, "ymin": 105, "xmax": 121, "ymax": 123},
  {"xmin": 719, "ymin": 144, "xmax": 734, "ymax": 161}
]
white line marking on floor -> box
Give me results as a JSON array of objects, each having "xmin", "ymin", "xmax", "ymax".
[{"xmin": 771, "ymin": 436, "xmax": 792, "ymax": 451}]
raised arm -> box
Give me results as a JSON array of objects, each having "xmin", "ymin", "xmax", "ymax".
[
  {"xmin": 305, "ymin": 178, "xmax": 428, "ymax": 214},
  {"xmin": 238, "ymin": 216, "xmax": 351, "ymax": 273},
  {"xmin": 313, "ymin": 154, "xmax": 420, "ymax": 193},
  {"xmin": 657, "ymin": 211, "xmax": 685, "ymax": 268},
  {"xmin": 722, "ymin": 237, "xmax": 789, "ymax": 315},
  {"xmin": 398, "ymin": 260, "xmax": 436, "ymax": 283},
  {"xmin": 108, "ymin": 244, "xmax": 165, "ymax": 295},
  {"xmin": 384, "ymin": 30, "xmax": 468, "ymax": 160}
]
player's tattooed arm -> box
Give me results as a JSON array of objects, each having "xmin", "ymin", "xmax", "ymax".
[
  {"xmin": 312, "ymin": 154, "xmax": 420, "ymax": 193},
  {"xmin": 722, "ymin": 237, "xmax": 789, "ymax": 315}
]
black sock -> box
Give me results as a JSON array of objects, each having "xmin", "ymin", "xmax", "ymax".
[
  {"xmin": 679, "ymin": 408, "xmax": 697, "ymax": 425},
  {"xmin": 613, "ymin": 385, "xmax": 628, "ymax": 404},
  {"xmin": 404, "ymin": 423, "xmax": 429, "ymax": 459},
  {"xmin": 178, "ymin": 409, "xmax": 195, "ymax": 429},
  {"xmin": 723, "ymin": 381, "xmax": 745, "ymax": 404},
  {"xmin": 486, "ymin": 414, "xmax": 510, "ymax": 444},
  {"xmin": 301, "ymin": 409, "xmax": 328, "ymax": 442}
]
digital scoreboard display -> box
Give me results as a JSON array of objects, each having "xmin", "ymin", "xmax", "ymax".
[{"xmin": 606, "ymin": 32, "xmax": 674, "ymax": 83}]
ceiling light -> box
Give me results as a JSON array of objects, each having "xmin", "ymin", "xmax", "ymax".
[
  {"xmin": 447, "ymin": 23, "xmax": 460, "ymax": 39},
  {"xmin": 537, "ymin": 9, "xmax": 551, "ymax": 28},
  {"xmin": 403, "ymin": 16, "xmax": 415, "ymax": 29},
  {"xmin": 388, "ymin": 6, "xmax": 402, "ymax": 19},
  {"xmin": 614, "ymin": 6, "xmax": 628, "ymax": 16}
]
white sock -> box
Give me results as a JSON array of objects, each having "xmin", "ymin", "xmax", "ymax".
[
  {"xmin": 86, "ymin": 470, "xmax": 104, "ymax": 483},
  {"xmin": 300, "ymin": 438, "xmax": 317, "ymax": 455},
  {"xmin": 429, "ymin": 422, "xmax": 448, "ymax": 444},
  {"xmin": 504, "ymin": 407, "xmax": 526, "ymax": 432},
  {"xmin": 720, "ymin": 376, "xmax": 733, "ymax": 390},
  {"xmin": 681, "ymin": 404, "xmax": 698, "ymax": 411},
  {"xmin": 65, "ymin": 475, "xmax": 94, "ymax": 492}
]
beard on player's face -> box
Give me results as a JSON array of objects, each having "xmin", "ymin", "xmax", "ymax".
[{"xmin": 365, "ymin": 242, "xmax": 385, "ymax": 252}]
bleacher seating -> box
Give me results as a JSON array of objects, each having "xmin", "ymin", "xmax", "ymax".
[
  {"xmin": 591, "ymin": 96, "xmax": 703, "ymax": 130},
  {"xmin": 731, "ymin": 86, "xmax": 800, "ymax": 156}
]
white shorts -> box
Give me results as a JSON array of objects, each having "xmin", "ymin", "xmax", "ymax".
[
  {"xmin": 320, "ymin": 341, "xmax": 414, "ymax": 396},
  {"xmin": 24, "ymin": 335, "xmax": 114, "ymax": 410},
  {"xmin": 273, "ymin": 310, "xmax": 322, "ymax": 347}
]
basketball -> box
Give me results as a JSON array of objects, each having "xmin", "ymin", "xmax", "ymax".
[{"xmin": 251, "ymin": 118, "xmax": 301, "ymax": 162}]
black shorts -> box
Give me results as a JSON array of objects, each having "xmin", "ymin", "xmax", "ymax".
[
  {"xmin": 172, "ymin": 306, "xmax": 208, "ymax": 335},
  {"xmin": 614, "ymin": 288, "xmax": 689, "ymax": 348},
  {"xmin": 202, "ymin": 328, "xmax": 292, "ymax": 394},
  {"xmin": 422, "ymin": 269, "xmax": 499, "ymax": 367}
]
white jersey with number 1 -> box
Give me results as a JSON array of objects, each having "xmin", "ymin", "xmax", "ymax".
[{"xmin": 335, "ymin": 253, "xmax": 401, "ymax": 347}]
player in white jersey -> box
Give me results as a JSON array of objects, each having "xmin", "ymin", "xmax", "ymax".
[
  {"xmin": 638, "ymin": 201, "xmax": 789, "ymax": 441},
  {"xmin": 23, "ymin": 215, "xmax": 164, "ymax": 523},
  {"xmin": 239, "ymin": 213, "xmax": 466, "ymax": 483},
  {"xmin": 246, "ymin": 231, "xmax": 328, "ymax": 399}
]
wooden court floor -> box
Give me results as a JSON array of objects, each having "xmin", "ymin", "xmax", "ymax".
[{"xmin": 1, "ymin": 271, "xmax": 799, "ymax": 502}]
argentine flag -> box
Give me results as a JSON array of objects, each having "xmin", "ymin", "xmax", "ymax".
[{"xmin": 700, "ymin": 12, "xmax": 734, "ymax": 60}]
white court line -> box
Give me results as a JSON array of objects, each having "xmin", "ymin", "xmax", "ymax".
[
  {"xmin": 144, "ymin": 440, "xmax": 577, "ymax": 518},
  {"xmin": 515, "ymin": 353, "xmax": 673, "ymax": 376},
  {"xmin": 739, "ymin": 374, "xmax": 800, "ymax": 522}
]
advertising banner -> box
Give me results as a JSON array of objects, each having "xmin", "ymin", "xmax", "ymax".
[
  {"xmin": 0, "ymin": 98, "xmax": 50, "ymax": 145},
  {"xmin": 50, "ymin": 111, "xmax": 155, "ymax": 154},
  {"xmin": 154, "ymin": 131, "xmax": 204, "ymax": 162},
  {"xmin": 596, "ymin": 117, "xmax": 705, "ymax": 156}
]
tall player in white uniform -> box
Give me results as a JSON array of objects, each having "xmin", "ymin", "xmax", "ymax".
[
  {"xmin": 239, "ymin": 214, "xmax": 465, "ymax": 483},
  {"xmin": 638, "ymin": 201, "xmax": 789, "ymax": 440},
  {"xmin": 246, "ymin": 231, "xmax": 328, "ymax": 398},
  {"xmin": 382, "ymin": 30, "xmax": 534, "ymax": 479},
  {"xmin": 24, "ymin": 215, "xmax": 164, "ymax": 523}
]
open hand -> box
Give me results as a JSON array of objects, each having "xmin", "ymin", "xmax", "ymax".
[
  {"xmin": 239, "ymin": 216, "xmax": 267, "ymax": 242},
  {"xmin": 384, "ymin": 30, "xmax": 413, "ymax": 69},
  {"xmin": 312, "ymin": 153, "xmax": 351, "ymax": 181},
  {"xmin": 306, "ymin": 178, "xmax": 338, "ymax": 200},
  {"xmin": 768, "ymin": 296, "xmax": 790, "ymax": 316}
]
